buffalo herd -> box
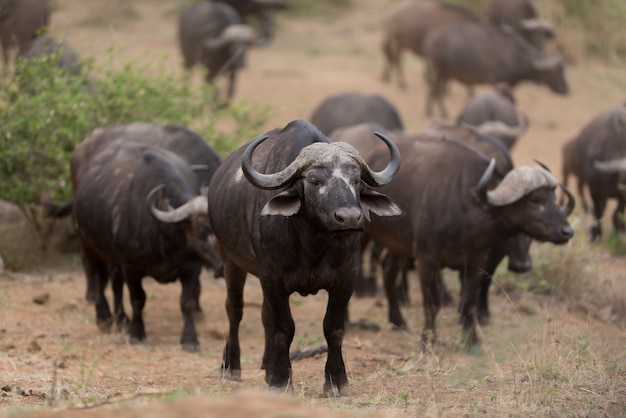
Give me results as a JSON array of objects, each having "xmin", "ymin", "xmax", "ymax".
[{"xmin": 6, "ymin": 0, "xmax": 624, "ymax": 398}]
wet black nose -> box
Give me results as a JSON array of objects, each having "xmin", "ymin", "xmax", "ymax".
[{"xmin": 334, "ymin": 207, "xmax": 363, "ymax": 230}]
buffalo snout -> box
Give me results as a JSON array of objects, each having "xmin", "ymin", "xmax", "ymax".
[{"xmin": 333, "ymin": 207, "xmax": 363, "ymax": 230}]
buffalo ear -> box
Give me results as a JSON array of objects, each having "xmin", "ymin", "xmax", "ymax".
[
  {"xmin": 261, "ymin": 189, "xmax": 301, "ymax": 216},
  {"xmin": 360, "ymin": 188, "xmax": 403, "ymax": 221}
]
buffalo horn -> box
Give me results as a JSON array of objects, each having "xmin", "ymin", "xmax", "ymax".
[
  {"xmin": 357, "ymin": 131, "xmax": 401, "ymax": 187},
  {"xmin": 204, "ymin": 24, "xmax": 256, "ymax": 49},
  {"xmin": 242, "ymin": 130, "xmax": 401, "ymax": 190},
  {"xmin": 532, "ymin": 53, "xmax": 563, "ymax": 71},
  {"xmin": 147, "ymin": 184, "xmax": 208, "ymax": 223},
  {"xmin": 559, "ymin": 183, "xmax": 576, "ymax": 216},
  {"xmin": 476, "ymin": 158, "xmax": 496, "ymax": 201},
  {"xmin": 520, "ymin": 18, "xmax": 554, "ymax": 33},
  {"xmin": 467, "ymin": 110, "xmax": 529, "ymax": 139},
  {"xmin": 487, "ymin": 166, "xmax": 558, "ymax": 206},
  {"xmin": 593, "ymin": 158, "xmax": 626, "ymax": 173}
]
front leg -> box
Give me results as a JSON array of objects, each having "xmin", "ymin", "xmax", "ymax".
[
  {"xmin": 222, "ymin": 261, "xmax": 247, "ymax": 381},
  {"xmin": 416, "ymin": 259, "xmax": 441, "ymax": 351},
  {"xmin": 260, "ymin": 282, "xmax": 295, "ymax": 391},
  {"xmin": 458, "ymin": 264, "xmax": 483, "ymax": 353},
  {"xmin": 179, "ymin": 265, "xmax": 202, "ymax": 352},
  {"xmin": 323, "ymin": 288, "xmax": 352, "ymax": 397},
  {"xmin": 124, "ymin": 267, "xmax": 147, "ymax": 345}
]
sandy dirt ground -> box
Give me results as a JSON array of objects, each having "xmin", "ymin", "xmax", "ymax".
[{"xmin": 1, "ymin": 0, "xmax": 626, "ymax": 417}]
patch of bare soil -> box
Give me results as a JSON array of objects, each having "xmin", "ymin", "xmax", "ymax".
[{"xmin": 1, "ymin": 0, "xmax": 626, "ymax": 417}]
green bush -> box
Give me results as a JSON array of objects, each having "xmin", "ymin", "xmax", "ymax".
[{"xmin": 0, "ymin": 49, "xmax": 269, "ymax": 246}]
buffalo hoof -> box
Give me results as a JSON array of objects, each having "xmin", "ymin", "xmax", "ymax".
[
  {"xmin": 222, "ymin": 368, "xmax": 242, "ymax": 381},
  {"xmin": 461, "ymin": 332, "xmax": 483, "ymax": 355},
  {"xmin": 323, "ymin": 382, "xmax": 349, "ymax": 398},
  {"xmin": 268, "ymin": 383, "xmax": 294, "ymax": 395},
  {"xmin": 465, "ymin": 342, "xmax": 484, "ymax": 356},
  {"xmin": 129, "ymin": 335, "xmax": 146, "ymax": 345},
  {"xmin": 181, "ymin": 341, "xmax": 200, "ymax": 353},
  {"xmin": 115, "ymin": 313, "xmax": 130, "ymax": 332},
  {"xmin": 391, "ymin": 322, "xmax": 408, "ymax": 331},
  {"xmin": 477, "ymin": 313, "xmax": 492, "ymax": 326},
  {"xmin": 96, "ymin": 317, "xmax": 113, "ymax": 333}
]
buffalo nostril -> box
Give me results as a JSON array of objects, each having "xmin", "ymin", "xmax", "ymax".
[
  {"xmin": 562, "ymin": 226, "xmax": 574, "ymax": 238},
  {"xmin": 334, "ymin": 207, "xmax": 363, "ymax": 227}
]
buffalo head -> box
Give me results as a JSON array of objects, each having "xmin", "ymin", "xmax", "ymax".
[
  {"xmin": 147, "ymin": 185, "xmax": 223, "ymax": 276},
  {"xmin": 242, "ymin": 131, "xmax": 403, "ymax": 232},
  {"xmin": 477, "ymin": 160, "xmax": 575, "ymax": 244}
]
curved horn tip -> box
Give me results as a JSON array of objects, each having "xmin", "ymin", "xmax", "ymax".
[
  {"xmin": 146, "ymin": 184, "xmax": 165, "ymax": 204},
  {"xmin": 364, "ymin": 130, "xmax": 401, "ymax": 187},
  {"xmin": 477, "ymin": 158, "xmax": 496, "ymax": 190},
  {"xmin": 533, "ymin": 158, "xmax": 552, "ymax": 173}
]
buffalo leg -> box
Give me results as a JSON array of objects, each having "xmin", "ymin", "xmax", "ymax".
[
  {"xmin": 222, "ymin": 260, "xmax": 247, "ymax": 380},
  {"xmin": 179, "ymin": 266, "xmax": 202, "ymax": 352},
  {"xmin": 82, "ymin": 253, "xmax": 112, "ymax": 332},
  {"xmin": 417, "ymin": 260, "xmax": 441, "ymax": 350},
  {"xmin": 110, "ymin": 267, "xmax": 129, "ymax": 332},
  {"xmin": 124, "ymin": 268, "xmax": 147, "ymax": 345},
  {"xmin": 260, "ymin": 279, "xmax": 294, "ymax": 391},
  {"xmin": 476, "ymin": 248, "xmax": 506, "ymax": 326},
  {"xmin": 613, "ymin": 194, "xmax": 626, "ymax": 234},
  {"xmin": 458, "ymin": 266, "xmax": 482, "ymax": 353},
  {"xmin": 382, "ymin": 253, "xmax": 405, "ymax": 329},
  {"xmin": 323, "ymin": 286, "xmax": 352, "ymax": 397},
  {"xmin": 354, "ymin": 239, "xmax": 379, "ymax": 297},
  {"xmin": 589, "ymin": 190, "xmax": 608, "ymax": 242},
  {"xmin": 577, "ymin": 179, "xmax": 588, "ymax": 214}
]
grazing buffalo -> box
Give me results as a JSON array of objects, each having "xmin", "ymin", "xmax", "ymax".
[
  {"xmin": 72, "ymin": 142, "xmax": 219, "ymax": 351},
  {"xmin": 487, "ymin": 0, "xmax": 554, "ymax": 51},
  {"xmin": 455, "ymin": 85, "xmax": 529, "ymax": 149},
  {"xmin": 207, "ymin": 120, "xmax": 402, "ymax": 395},
  {"xmin": 380, "ymin": 0, "xmax": 481, "ymax": 90},
  {"xmin": 0, "ymin": 0, "xmax": 50, "ymax": 69},
  {"xmin": 567, "ymin": 105, "xmax": 626, "ymax": 242},
  {"xmin": 178, "ymin": 1, "xmax": 256, "ymax": 102},
  {"xmin": 310, "ymin": 91, "xmax": 405, "ymax": 136},
  {"xmin": 217, "ymin": 0, "xmax": 287, "ymax": 45},
  {"xmin": 365, "ymin": 138, "xmax": 574, "ymax": 351},
  {"xmin": 423, "ymin": 22, "xmax": 568, "ymax": 118},
  {"xmin": 19, "ymin": 34, "xmax": 81, "ymax": 74},
  {"xmin": 42, "ymin": 123, "xmax": 223, "ymax": 330}
]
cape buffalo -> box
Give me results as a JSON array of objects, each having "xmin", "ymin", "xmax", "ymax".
[
  {"xmin": 178, "ymin": 1, "xmax": 256, "ymax": 102},
  {"xmin": 217, "ymin": 0, "xmax": 286, "ymax": 46},
  {"xmin": 387, "ymin": 124, "xmax": 535, "ymax": 326},
  {"xmin": 423, "ymin": 22, "xmax": 568, "ymax": 118},
  {"xmin": 207, "ymin": 119, "xmax": 402, "ymax": 396},
  {"xmin": 455, "ymin": 86, "xmax": 529, "ymax": 150},
  {"xmin": 365, "ymin": 138, "xmax": 574, "ymax": 351},
  {"xmin": 42, "ymin": 123, "xmax": 223, "ymax": 331},
  {"xmin": 487, "ymin": 0, "xmax": 554, "ymax": 51},
  {"xmin": 0, "ymin": 0, "xmax": 50, "ymax": 70},
  {"xmin": 567, "ymin": 105, "xmax": 626, "ymax": 242},
  {"xmin": 380, "ymin": 0, "xmax": 481, "ymax": 90},
  {"xmin": 310, "ymin": 91, "xmax": 405, "ymax": 136},
  {"xmin": 73, "ymin": 142, "xmax": 219, "ymax": 352}
]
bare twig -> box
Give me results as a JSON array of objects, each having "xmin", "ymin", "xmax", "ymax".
[{"xmin": 289, "ymin": 345, "xmax": 328, "ymax": 361}]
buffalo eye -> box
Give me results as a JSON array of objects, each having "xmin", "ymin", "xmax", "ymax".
[
  {"xmin": 529, "ymin": 196, "xmax": 544, "ymax": 206},
  {"xmin": 307, "ymin": 174, "xmax": 324, "ymax": 187}
]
